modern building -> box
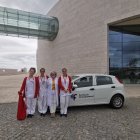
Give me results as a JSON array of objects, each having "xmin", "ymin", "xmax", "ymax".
[
  {"xmin": 0, "ymin": 1, "xmax": 140, "ymax": 84},
  {"xmin": 37, "ymin": 0, "xmax": 140, "ymax": 84}
]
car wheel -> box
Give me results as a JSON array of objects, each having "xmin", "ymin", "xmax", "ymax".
[{"xmin": 110, "ymin": 95, "xmax": 124, "ymax": 109}]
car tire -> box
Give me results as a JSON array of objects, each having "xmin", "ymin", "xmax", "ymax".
[{"xmin": 110, "ymin": 94, "xmax": 124, "ymax": 109}]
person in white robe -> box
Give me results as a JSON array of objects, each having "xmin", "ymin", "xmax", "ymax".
[
  {"xmin": 58, "ymin": 68, "xmax": 72, "ymax": 117},
  {"xmin": 38, "ymin": 68, "xmax": 48, "ymax": 116},
  {"xmin": 19, "ymin": 67, "xmax": 39, "ymax": 118},
  {"xmin": 47, "ymin": 71, "xmax": 58, "ymax": 118}
]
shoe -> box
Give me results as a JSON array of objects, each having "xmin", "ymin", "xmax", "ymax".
[
  {"xmin": 60, "ymin": 114, "xmax": 63, "ymax": 117},
  {"xmin": 27, "ymin": 114, "xmax": 30, "ymax": 118},
  {"xmin": 40, "ymin": 113, "xmax": 43, "ymax": 116},
  {"xmin": 64, "ymin": 114, "xmax": 67, "ymax": 117},
  {"xmin": 52, "ymin": 113, "xmax": 55, "ymax": 117},
  {"xmin": 50, "ymin": 113, "xmax": 53, "ymax": 118},
  {"xmin": 51, "ymin": 113, "xmax": 55, "ymax": 118},
  {"xmin": 27, "ymin": 114, "xmax": 32, "ymax": 118},
  {"xmin": 42, "ymin": 113, "xmax": 46, "ymax": 117}
]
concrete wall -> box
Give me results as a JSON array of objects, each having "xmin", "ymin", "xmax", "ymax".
[{"xmin": 37, "ymin": 0, "xmax": 140, "ymax": 75}]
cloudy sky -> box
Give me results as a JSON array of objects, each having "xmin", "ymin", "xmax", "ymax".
[{"xmin": 0, "ymin": 0, "xmax": 58, "ymax": 70}]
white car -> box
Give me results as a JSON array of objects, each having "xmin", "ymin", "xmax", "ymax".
[{"xmin": 69, "ymin": 74, "xmax": 125, "ymax": 109}]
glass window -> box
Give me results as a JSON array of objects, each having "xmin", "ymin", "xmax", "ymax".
[
  {"xmin": 96, "ymin": 76, "xmax": 113, "ymax": 85},
  {"xmin": 123, "ymin": 52, "xmax": 140, "ymax": 68},
  {"xmin": 29, "ymin": 29, "xmax": 39, "ymax": 35},
  {"xmin": 123, "ymin": 42, "xmax": 140, "ymax": 51},
  {"xmin": 74, "ymin": 76, "xmax": 93, "ymax": 88},
  {"xmin": 7, "ymin": 26, "xmax": 18, "ymax": 33},
  {"xmin": 109, "ymin": 26, "xmax": 140, "ymax": 84},
  {"xmin": 39, "ymin": 25, "xmax": 49, "ymax": 31},
  {"xmin": 29, "ymin": 17, "xmax": 38, "ymax": 23},
  {"xmin": 110, "ymin": 58, "xmax": 122, "ymax": 68},
  {"xmin": 0, "ymin": 6, "xmax": 59, "ymax": 40},
  {"xmin": 0, "ymin": 25, "xmax": 4, "ymax": 31},
  {"xmin": 19, "ymin": 15, "xmax": 29, "ymax": 22},
  {"xmin": 123, "ymin": 34, "xmax": 140, "ymax": 42},
  {"xmin": 109, "ymin": 34, "xmax": 122, "ymax": 43},
  {"xmin": 19, "ymin": 28, "xmax": 29, "ymax": 35},
  {"xmin": 109, "ymin": 42, "xmax": 122, "ymax": 51},
  {"xmin": 109, "ymin": 30, "xmax": 121, "ymax": 35},
  {"xmin": 72, "ymin": 76, "xmax": 79, "ymax": 80},
  {"xmin": 109, "ymin": 51, "xmax": 122, "ymax": 68}
]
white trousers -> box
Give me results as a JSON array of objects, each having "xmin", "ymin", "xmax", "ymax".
[
  {"xmin": 60, "ymin": 95, "xmax": 70, "ymax": 114},
  {"xmin": 38, "ymin": 96, "xmax": 48, "ymax": 114},
  {"xmin": 49, "ymin": 94, "xmax": 57, "ymax": 113},
  {"xmin": 26, "ymin": 98, "xmax": 37, "ymax": 115},
  {"xmin": 50, "ymin": 104, "xmax": 56, "ymax": 114}
]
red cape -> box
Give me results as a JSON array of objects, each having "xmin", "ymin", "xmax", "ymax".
[{"xmin": 17, "ymin": 94, "xmax": 26, "ymax": 120}]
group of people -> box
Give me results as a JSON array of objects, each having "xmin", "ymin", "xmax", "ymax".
[{"xmin": 18, "ymin": 67, "xmax": 72, "ymax": 118}]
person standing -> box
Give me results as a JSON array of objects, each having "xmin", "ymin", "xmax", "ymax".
[
  {"xmin": 58, "ymin": 68, "xmax": 72, "ymax": 117},
  {"xmin": 47, "ymin": 72, "xmax": 59, "ymax": 118},
  {"xmin": 18, "ymin": 67, "xmax": 39, "ymax": 118},
  {"xmin": 38, "ymin": 68, "xmax": 48, "ymax": 117}
]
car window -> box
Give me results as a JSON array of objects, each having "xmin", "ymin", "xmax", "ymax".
[
  {"xmin": 71, "ymin": 76, "xmax": 79, "ymax": 80},
  {"xmin": 74, "ymin": 76, "xmax": 93, "ymax": 88},
  {"xmin": 96, "ymin": 76, "xmax": 113, "ymax": 85}
]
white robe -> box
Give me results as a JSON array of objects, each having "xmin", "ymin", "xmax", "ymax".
[
  {"xmin": 25, "ymin": 77, "xmax": 35, "ymax": 98},
  {"xmin": 38, "ymin": 76, "xmax": 47, "ymax": 97},
  {"xmin": 60, "ymin": 76, "xmax": 71, "ymax": 114},
  {"xmin": 60, "ymin": 75, "xmax": 71, "ymax": 96},
  {"xmin": 25, "ymin": 77, "xmax": 36, "ymax": 115},
  {"xmin": 47, "ymin": 78, "xmax": 58, "ymax": 107},
  {"xmin": 38, "ymin": 76, "xmax": 48, "ymax": 114}
]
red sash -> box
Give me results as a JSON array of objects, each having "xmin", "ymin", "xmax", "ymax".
[{"xmin": 17, "ymin": 94, "xmax": 26, "ymax": 120}]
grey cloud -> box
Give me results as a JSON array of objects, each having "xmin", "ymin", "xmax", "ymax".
[
  {"xmin": 0, "ymin": 0, "xmax": 59, "ymax": 14},
  {"xmin": 0, "ymin": 36, "xmax": 37, "ymax": 52},
  {"xmin": 0, "ymin": 53, "xmax": 36, "ymax": 69}
]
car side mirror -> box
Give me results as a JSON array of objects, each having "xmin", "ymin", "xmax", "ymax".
[{"xmin": 72, "ymin": 84, "xmax": 78, "ymax": 91}]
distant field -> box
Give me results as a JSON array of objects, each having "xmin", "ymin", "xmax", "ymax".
[
  {"xmin": 0, "ymin": 74, "xmax": 26, "ymax": 103},
  {"xmin": 0, "ymin": 72, "xmax": 26, "ymax": 76}
]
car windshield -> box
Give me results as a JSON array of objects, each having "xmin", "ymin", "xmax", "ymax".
[{"xmin": 71, "ymin": 76, "xmax": 79, "ymax": 80}]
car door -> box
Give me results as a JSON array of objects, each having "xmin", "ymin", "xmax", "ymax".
[
  {"xmin": 69, "ymin": 75, "xmax": 95, "ymax": 106},
  {"xmin": 94, "ymin": 75, "xmax": 116, "ymax": 104}
]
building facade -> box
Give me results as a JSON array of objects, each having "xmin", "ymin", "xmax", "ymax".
[{"xmin": 37, "ymin": 0, "xmax": 140, "ymax": 84}]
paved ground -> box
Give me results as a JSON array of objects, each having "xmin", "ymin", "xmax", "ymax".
[
  {"xmin": 0, "ymin": 98, "xmax": 140, "ymax": 140},
  {"xmin": 0, "ymin": 74, "xmax": 140, "ymax": 140}
]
